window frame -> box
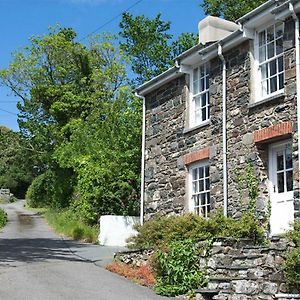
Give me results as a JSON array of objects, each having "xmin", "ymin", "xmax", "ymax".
[
  {"xmin": 254, "ymin": 21, "xmax": 285, "ymax": 102},
  {"xmin": 188, "ymin": 160, "xmax": 210, "ymax": 218},
  {"xmin": 189, "ymin": 63, "xmax": 210, "ymax": 128}
]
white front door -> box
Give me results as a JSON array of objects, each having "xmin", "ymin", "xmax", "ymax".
[{"xmin": 269, "ymin": 141, "xmax": 294, "ymax": 235}]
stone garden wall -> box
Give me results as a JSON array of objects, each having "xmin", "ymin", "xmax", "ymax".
[{"xmin": 115, "ymin": 238, "xmax": 297, "ymax": 300}]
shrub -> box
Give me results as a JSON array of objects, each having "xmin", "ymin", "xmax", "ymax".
[
  {"xmin": 127, "ymin": 211, "xmax": 264, "ymax": 249},
  {"xmin": 106, "ymin": 262, "xmax": 156, "ymax": 287},
  {"xmin": 284, "ymin": 247, "xmax": 300, "ymax": 290},
  {"xmin": 0, "ymin": 208, "xmax": 7, "ymax": 228},
  {"xmin": 153, "ymin": 239, "xmax": 207, "ymax": 296},
  {"xmin": 26, "ymin": 168, "xmax": 74, "ymax": 209},
  {"xmin": 284, "ymin": 220, "xmax": 300, "ymax": 290}
]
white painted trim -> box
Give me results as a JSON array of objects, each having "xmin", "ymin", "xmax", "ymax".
[
  {"xmin": 188, "ymin": 160, "xmax": 210, "ymax": 216},
  {"xmin": 135, "ymin": 92, "xmax": 145, "ymax": 225},
  {"xmin": 253, "ymin": 21, "xmax": 285, "ymax": 102},
  {"xmin": 189, "ymin": 63, "xmax": 210, "ymax": 128},
  {"xmin": 218, "ymin": 44, "xmax": 228, "ymax": 217}
]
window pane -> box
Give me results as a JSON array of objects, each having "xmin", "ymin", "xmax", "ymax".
[
  {"xmin": 279, "ymin": 73, "xmax": 284, "ymax": 90},
  {"xmin": 200, "ymin": 78, "xmax": 205, "ymax": 91},
  {"xmin": 205, "ymin": 76, "xmax": 209, "ymax": 89},
  {"xmin": 277, "ymin": 172, "xmax": 284, "ymax": 193},
  {"xmin": 192, "ymin": 182, "xmax": 197, "ymax": 193},
  {"xmin": 202, "ymin": 107, "xmax": 207, "ymax": 121},
  {"xmin": 261, "ymin": 64, "xmax": 268, "ymax": 79},
  {"xmin": 270, "ymin": 76, "xmax": 277, "ymax": 93},
  {"xmin": 277, "ymin": 152, "xmax": 284, "ymax": 170},
  {"xmin": 194, "ymin": 195, "xmax": 199, "ymax": 207},
  {"xmin": 267, "ymin": 26, "xmax": 274, "ymax": 42},
  {"xmin": 259, "ymin": 46, "xmax": 266, "ymax": 62},
  {"xmin": 276, "ymin": 38, "xmax": 283, "ymax": 55},
  {"xmin": 259, "ymin": 31, "xmax": 266, "ymax": 46},
  {"xmin": 205, "ymin": 165, "xmax": 209, "ymax": 176},
  {"xmin": 192, "ymin": 168, "xmax": 197, "ymax": 180},
  {"xmin": 194, "ymin": 206, "xmax": 200, "ymax": 215},
  {"xmin": 275, "ymin": 22, "xmax": 283, "ymax": 38},
  {"xmin": 199, "ymin": 167, "xmax": 204, "ymax": 178},
  {"xmin": 201, "ymin": 94, "xmax": 207, "ymax": 107},
  {"xmin": 278, "ymin": 56, "xmax": 284, "ymax": 72},
  {"xmin": 195, "ymin": 109, "xmax": 201, "ymax": 123},
  {"xmin": 199, "ymin": 180, "xmax": 204, "ymax": 192},
  {"xmin": 267, "ymin": 42, "xmax": 275, "ymax": 59},
  {"xmin": 195, "ymin": 96, "xmax": 201, "ymax": 109},
  {"xmin": 270, "ymin": 60, "xmax": 276, "ymax": 76},
  {"xmin": 286, "ymin": 170, "xmax": 293, "ymax": 192},
  {"xmin": 286, "ymin": 148, "xmax": 292, "ymax": 169},
  {"xmin": 205, "ymin": 178, "xmax": 210, "ymax": 190},
  {"xmin": 201, "ymin": 193, "xmax": 206, "ymax": 206}
]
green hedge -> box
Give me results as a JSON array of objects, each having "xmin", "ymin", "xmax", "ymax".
[{"xmin": 127, "ymin": 211, "xmax": 265, "ymax": 249}]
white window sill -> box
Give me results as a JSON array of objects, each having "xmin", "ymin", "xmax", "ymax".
[
  {"xmin": 248, "ymin": 91, "xmax": 285, "ymax": 108},
  {"xmin": 183, "ymin": 120, "xmax": 210, "ymax": 134}
]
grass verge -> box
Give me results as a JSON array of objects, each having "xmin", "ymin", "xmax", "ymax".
[
  {"xmin": 45, "ymin": 209, "xmax": 99, "ymax": 244},
  {"xmin": 0, "ymin": 208, "xmax": 7, "ymax": 229}
]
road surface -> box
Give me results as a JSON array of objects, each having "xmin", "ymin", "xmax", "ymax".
[{"xmin": 0, "ymin": 200, "xmax": 171, "ymax": 300}]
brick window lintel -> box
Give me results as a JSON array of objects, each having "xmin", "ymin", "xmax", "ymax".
[
  {"xmin": 184, "ymin": 147, "xmax": 210, "ymax": 166},
  {"xmin": 253, "ymin": 121, "xmax": 293, "ymax": 143}
]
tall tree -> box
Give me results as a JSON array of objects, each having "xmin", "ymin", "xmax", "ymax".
[
  {"xmin": 119, "ymin": 12, "xmax": 172, "ymax": 85},
  {"xmin": 0, "ymin": 126, "xmax": 34, "ymax": 198},
  {"xmin": 119, "ymin": 13, "xmax": 198, "ymax": 86},
  {"xmin": 0, "ymin": 26, "xmax": 141, "ymax": 222},
  {"xmin": 201, "ymin": 0, "xmax": 266, "ymax": 22}
]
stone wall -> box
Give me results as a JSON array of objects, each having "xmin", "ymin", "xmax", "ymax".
[
  {"xmin": 143, "ymin": 16, "xmax": 298, "ymax": 222},
  {"xmin": 197, "ymin": 238, "xmax": 294, "ymax": 300},
  {"xmin": 114, "ymin": 238, "xmax": 296, "ymax": 299}
]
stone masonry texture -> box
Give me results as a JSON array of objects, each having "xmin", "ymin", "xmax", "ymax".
[{"xmin": 143, "ymin": 16, "xmax": 299, "ymax": 222}]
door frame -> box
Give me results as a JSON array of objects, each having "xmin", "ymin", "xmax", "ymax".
[{"xmin": 268, "ymin": 139, "xmax": 294, "ymax": 235}]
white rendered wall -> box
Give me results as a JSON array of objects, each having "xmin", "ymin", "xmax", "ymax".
[{"xmin": 99, "ymin": 215, "xmax": 140, "ymax": 247}]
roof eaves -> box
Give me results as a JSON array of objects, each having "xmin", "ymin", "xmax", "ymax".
[
  {"xmin": 236, "ymin": 0, "xmax": 277, "ymax": 24},
  {"xmin": 135, "ymin": 66, "xmax": 179, "ymax": 95}
]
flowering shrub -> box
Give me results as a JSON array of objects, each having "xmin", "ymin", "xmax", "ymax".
[{"xmin": 106, "ymin": 262, "xmax": 156, "ymax": 287}]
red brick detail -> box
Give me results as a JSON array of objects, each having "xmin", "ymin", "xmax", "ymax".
[
  {"xmin": 253, "ymin": 121, "xmax": 293, "ymax": 143},
  {"xmin": 184, "ymin": 147, "xmax": 210, "ymax": 166}
]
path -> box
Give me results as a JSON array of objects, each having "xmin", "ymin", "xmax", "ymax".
[{"xmin": 0, "ymin": 200, "xmax": 170, "ymax": 300}]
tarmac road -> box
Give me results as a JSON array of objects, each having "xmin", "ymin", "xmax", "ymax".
[{"xmin": 0, "ymin": 200, "xmax": 171, "ymax": 300}]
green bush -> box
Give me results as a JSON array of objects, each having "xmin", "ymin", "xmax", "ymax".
[
  {"xmin": 128, "ymin": 211, "xmax": 264, "ymax": 249},
  {"xmin": 45, "ymin": 209, "xmax": 99, "ymax": 243},
  {"xmin": 153, "ymin": 239, "xmax": 207, "ymax": 296},
  {"xmin": 26, "ymin": 168, "xmax": 74, "ymax": 208},
  {"xmin": 284, "ymin": 220, "xmax": 300, "ymax": 290},
  {"xmin": 0, "ymin": 208, "xmax": 7, "ymax": 228},
  {"xmin": 284, "ymin": 247, "xmax": 300, "ymax": 290}
]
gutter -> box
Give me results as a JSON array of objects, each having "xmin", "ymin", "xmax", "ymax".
[
  {"xmin": 236, "ymin": 0, "xmax": 276, "ymax": 24},
  {"xmin": 218, "ymin": 44, "xmax": 228, "ymax": 217},
  {"xmin": 135, "ymin": 92, "xmax": 146, "ymax": 225},
  {"xmin": 135, "ymin": 66, "xmax": 180, "ymax": 96},
  {"xmin": 289, "ymin": 3, "xmax": 300, "ymax": 205}
]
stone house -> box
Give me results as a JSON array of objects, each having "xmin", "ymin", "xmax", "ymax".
[{"xmin": 136, "ymin": 0, "xmax": 300, "ymax": 236}]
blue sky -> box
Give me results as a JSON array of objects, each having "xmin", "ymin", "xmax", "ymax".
[{"xmin": 0, "ymin": 0, "xmax": 205, "ymax": 131}]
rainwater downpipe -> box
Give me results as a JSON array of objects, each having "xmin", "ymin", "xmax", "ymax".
[
  {"xmin": 218, "ymin": 44, "xmax": 228, "ymax": 217},
  {"xmin": 289, "ymin": 3, "xmax": 300, "ymax": 198},
  {"xmin": 135, "ymin": 92, "xmax": 146, "ymax": 225}
]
